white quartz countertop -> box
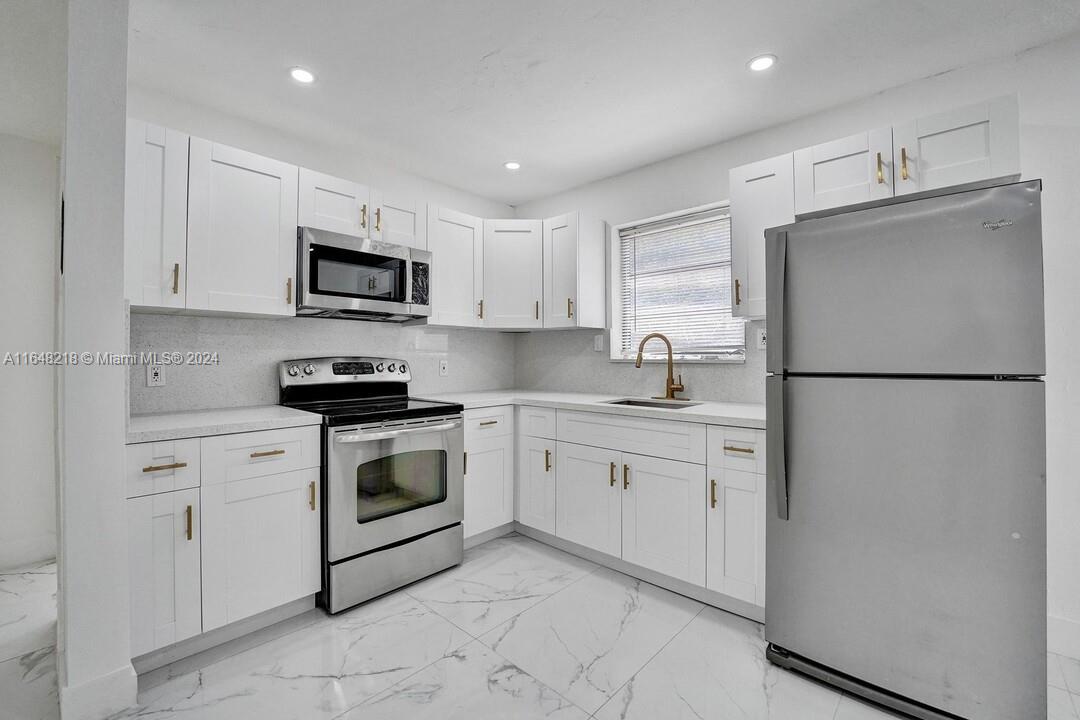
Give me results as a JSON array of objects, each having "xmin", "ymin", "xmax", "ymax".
[
  {"xmin": 419, "ymin": 390, "xmax": 766, "ymax": 429},
  {"xmin": 127, "ymin": 405, "xmax": 323, "ymax": 444}
]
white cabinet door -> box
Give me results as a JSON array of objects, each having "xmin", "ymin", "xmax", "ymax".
[
  {"xmin": 371, "ymin": 189, "xmax": 426, "ymax": 250},
  {"xmin": 794, "ymin": 127, "xmax": 893, "ymax": 214},
  {"xmin": 516, "ymin": 435, "xmax": 555, "ymax": 534},
  {"xmin": 483, "ymin": 219, "xmax": 543, "ymax": 328},
  {"xmin": 427, "ymin": 206, "xmax": 484, "ymax": 327},
  {"xmin": 201, "ymin": 468, "xmax": 320, "ymax": 631},
  {"xmin": 555, "ymin": 442, "xmax": 621, "ymax": 557},
  {"xmin": 705, "ymin": 465, "xmax": 765, "ymax": 606},
  {"xmin": 298, "ymin": 168, "xmax": 369, "ymax": 238},
  {"xmin": 127, "ymin": 488, "xmax": 201, "ymax": 656},
  {"xmin": 621, "ymin": 453, "xmax": 706, "ymax": 585},
  {"xmin": 186, "ymin": 138, "xmax": 299, "ymax": 316},
  {"xmin": 543, "ymin": 212, "xmax": 606, "ymax": 329},
  {"xmin": 729, "ymin": 153, "xmax": 794, "ymax": 319},
  {"xmin": 893, "ymin": 95, "xmax": 1020, "ymax": 196},
  {"xmin": 124, "ymin": 119, "xmax": 189, "ymax": 308},
  {"xmin": 463, "ymin": 434, "xmax": 514, "ymax": 538}
]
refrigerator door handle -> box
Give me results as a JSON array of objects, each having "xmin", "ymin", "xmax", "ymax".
[
  {"xmin": 767, "ymin": 375, "xmax": 789, "ymax": 520},
  {"xmin": 766, "ymin": 230, "xmax": 787, "ymax": 373}
]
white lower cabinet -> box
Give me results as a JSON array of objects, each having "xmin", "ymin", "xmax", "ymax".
[
  {"xmin": 516, "ymin": 434, "xmax": 556, "ymax": 534},
  {"xmin": 705, "ymin": 465, "xmax": 766, "ymax": 607},
  {"xmin": 201, "ymin": 467, "xmax": 321, "ymax": 631},
  {"xmin": 555, "ymin": 442, "xmax": 622, "ymax": 557},
  {"xmin": 463, "ymin": 411, "xmax": 515, "ymax": 539},
  {"xmin": 127, "ymin": 487, "xmax": 202, "ymax": 657}
]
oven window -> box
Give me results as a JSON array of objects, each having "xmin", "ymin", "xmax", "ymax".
[
  {"xmin": 310, "ymin": 243, "xmax": 406, "ymax": 302},
  {"xmin": 355, "ymin": 450, "xmax": 447, "ymax": 524}
]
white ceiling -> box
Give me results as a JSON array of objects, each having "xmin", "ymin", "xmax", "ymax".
[
  {"xmin": 125, "ymin": 0, "xmax": 1079, "ymax": 205},
  {"xmin": 0, "ymin": 0, "xmax": 67, "ymax": 145}
]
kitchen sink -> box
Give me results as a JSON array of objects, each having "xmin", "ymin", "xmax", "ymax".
[{"xmin": 605, "ymin": 398, "xmax": 702, "ymax": 409}]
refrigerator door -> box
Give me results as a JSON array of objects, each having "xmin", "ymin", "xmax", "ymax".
[
  {"xmin": 766, "ymin": 180, "xmax": 1044, "ymax": 376},
  {"xmin": 765, "ymin": 375, "xmax": 1046, "ymax": 720}
]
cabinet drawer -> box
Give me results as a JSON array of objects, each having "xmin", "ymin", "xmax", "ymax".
[
  {"xmin": 464, "ymin": 405, "xmax": 514, "ymax": 439},
  {"xmin": 707, "ymin": 426, "xmax": 766, "ymax": 473},
  {"xmin": 516, "ymin": 405, "xmax": 556, "ymax": 439},
  {"xmin": 125, "ymin": 438, "xmax": 201, "ymax": 498},
  {"xmin": 201, "ymin": 426, "xmax": 320, "ymax": 485},
  {"xmin": 556, "ymin": 410, "xmax": 705, "ymax": 464}
]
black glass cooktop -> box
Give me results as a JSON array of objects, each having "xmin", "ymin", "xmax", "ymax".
[{"xmin": 292, "ymin": 397, "xmax": 463, "ymax": 426}]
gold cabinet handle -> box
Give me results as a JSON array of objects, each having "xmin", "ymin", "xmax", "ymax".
[
  {"xmin": 185, "ymin": 504, "xmax": 193, "ymax": 540},
  {"xmin": 375, "ymin": 207, "xmax": 382, "ymax": 232},
  {"xmin": 142, "ymin": 461, "xmax": 187, "ymax": 473},
  {"xmin": 567, "ymin": 297, "xmax": 574, "ymax": 319},
  {"xmin": 479, "ymin": 420, "xmax": 499, "ymax": 427},
  {"xmin": 478, "ymin": 299, "xmax": 484, "ymax": 319},
  {"xmin": 710, "ymin": 479, "xmax": 717, "ymax": 509},
  {"xmin": 876, "ymin": 152, "xmax": 884, "ymax": 185},
  {"xmin": 900, "ymin": 147, "xmax": 909, "ymax": 181},
  {"xmin": 609, "ymin": 461, "xmax": 616, "ymax": 487},
  {"xmin": 535, "ymin": 300, "xmax": 539, "ymax": 320},
  {"xmin": 623, "ymin": 464, "xmax": 630, "ymax": 490},
  {"xmin": 308, "ymin": 481, "xmax": 317, "ymax": 511},
  {"xmin": 286, "ymin": 277, "xmax": 293, "ymax": 304},
  {"xmin": 171, "ymin": 262, "xmax": 180, "ymax": 294},
  {"xmin": 734, "ymin": 278, "xmax": 741, "ymax": 306},
  {"xmin": 723, "ymin": 445, "xmax": 755, "ymax": 455},
  {"xmin": 544, "ymin": 448, "xmax": 551, "ymax": 472},
  {"xmin": 250, "ymin": 449, "xmax": 286, "ymax": 459},
  {"xmin": 360, "ymin": 203, "xmax": 368, "ymax": 228}
]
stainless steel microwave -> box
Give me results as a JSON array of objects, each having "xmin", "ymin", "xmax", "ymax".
[{"xmin": 296, "ymin": 226, "xmax": 431, "ymax": 322}]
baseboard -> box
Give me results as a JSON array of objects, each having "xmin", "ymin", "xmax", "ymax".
[
  {"xmin": 1049, "ymin": 614, "xmax": 1080, "ymax": 659},
  {"xmin": 514, "ymin": 523, "xmax": 765, "ymax": 624},
  {"xmin": 59, "ymin": 661, "xmax": 138, "ymax": 720},
  {"xmin": 464, "ymin": 522, "xmax": 516, "ymax": 550}
]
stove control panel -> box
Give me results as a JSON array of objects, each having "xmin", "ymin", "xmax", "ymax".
[{"xmin": 280, "ymin": 356, "xmax": 411, "ymax": 387}]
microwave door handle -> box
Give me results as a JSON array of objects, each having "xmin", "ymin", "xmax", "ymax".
[{"xmin": 335, "ymin": 420, "xmax": 462, "ymax": 443}]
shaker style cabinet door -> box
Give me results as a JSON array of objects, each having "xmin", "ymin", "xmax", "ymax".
[
  {"xmin": 186, "ymin": 138, "xmax": 299, "ymax": 316},
  {"xmin": 371, "ymin": 189, "xmax": 427, "ymax": 250},
  {"xmin": 124, "ymin": 119, "xmax": 190, "ymax": 308},
  {"xmin": 516, "ymin": 434, "xmax": 556, "ymax": 534},
  {"xmin": 705, "ymin": 465, "xmax": 765, "ymax": 607},
  {"xmin": 555, "ymin": 442, "xmax": 622, "ymax": 557},
  {"xmin": 483, "ymin": 219, "xmax": 543, "ymax": 328},
  {"xmin": 892, "ymin": 95, "xmax": 1020, "ymax": 196},
  {"xmin": 427, "ymin": 206, "xmax": 484, "ymax": 327},
  {"xmin": 297, "ymin": 168, "xmax": 369, "ymax": 238},
  {"xmin": 729, "ymin": 153, "xmax": 794, "ymax": 319},
  {"xmin": 463, "ymin": 434, "xmax": 514, "ymax": 538},
  {"xmin": 543, "ymin": 212, "xmax": 606, "ymax": 329},
  {"xmin": 127, "ymin": 487, "xmax": 202, "ymax": 656},
  {"xmin": 793, "ymin": 127, "xmax": 894, "ymax": 214}
]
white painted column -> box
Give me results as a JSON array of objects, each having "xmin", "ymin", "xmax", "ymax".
[{"xmin": 57, "ymin": 1, "xmax": 138, "ymax": 717}]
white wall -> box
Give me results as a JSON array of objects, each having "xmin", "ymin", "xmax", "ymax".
[
  {"xmin": 0, "ymin": 133, "xmax": 59, "ymax": 569},
  {"xmin": 514, "ymin": 32, "xmax": 1080, "ymax": 656}
]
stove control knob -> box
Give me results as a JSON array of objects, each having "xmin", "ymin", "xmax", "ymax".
[
  {"xmin": 287, "ymin": 365, "xmax": 300, "ymax": 377},
  {"xmin": 387, "ymin": 363, "xmax": 396, "ymax": 373},
  {"xmin": 375, "ymin": 363, "xmax": 385, "ymax": 372},
  {"xmin": 303, "ymin": 363, "xmax": 316, "ymax": 376},
  {"xmin": 399, "ymin": 364, "xmax": 408, "ymax": 374}
]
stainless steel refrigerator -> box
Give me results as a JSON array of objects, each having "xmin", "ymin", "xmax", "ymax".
[{"xmin": 764, "ymin": 179, "xmax": 1046, "ymax": 720}]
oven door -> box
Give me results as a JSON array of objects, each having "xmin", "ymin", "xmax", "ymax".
[
  {"xmin": 327, "ymin": 415, "xmax": 464, "ymax": 562},
  {"xmin": 298, "ymin": 227, "xmax": 415, "ymax": 315}
]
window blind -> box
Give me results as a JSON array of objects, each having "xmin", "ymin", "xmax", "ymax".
[{"xmin": 618, "ymin": 208, "xmax": 745, "ymax": 361}]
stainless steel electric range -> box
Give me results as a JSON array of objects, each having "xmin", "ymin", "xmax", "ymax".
[{"xmin": 279, "ymin": 356, "xmax": 464, "ymax": 614}]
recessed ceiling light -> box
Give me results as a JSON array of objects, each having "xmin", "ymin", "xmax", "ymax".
[
  {"xmin": 747, "ymin": 54, "xmax": 777, "ymax": 72},
  {"xmin": 290, "ymin": 67, "xmax": 316, "ymax": 84},
  {"xmin": 503, "ymin": 161, "xmax": 521, "ymax": 171}
]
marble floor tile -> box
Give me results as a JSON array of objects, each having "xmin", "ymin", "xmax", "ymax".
[
  {"xmin": 1051, "ymin": 652, "xmax": 1069, "ymax": 690},
  {"xmin": 340, "ymin": 640, "xmax": 588, "ymax": 720},
  {"xmin": 406, "ymin": 533, "xmax": 597, "ymax": 636},
  {"xmin": 114, "ymin": 593, "xmax": 470, "ymax": 719},
  {"xmin": 1049, "ymin": 685, "xmax": 1079, "ymax": 720},
  {"xmin": 1060, "ymin": 652, "xmax": 1080, "ymax": 695},
  {"xmin": 0, "ymin": 645, "xmax": 59, "ymax": 720},
  {"xmin": 591, "ymin": 605, "xmax": 841, "ymax": 720},
  {"xmin": 479, "ymin": 566, "xmax": 702, "ymax": 714},
  {"xmin": 0, "ymin": 560, "xmax": 57, "ymax": 663}
]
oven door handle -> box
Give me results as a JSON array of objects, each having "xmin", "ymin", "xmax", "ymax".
[{"xmin": 334, "ymin": 420, "xmax": 462, "ymax": 443}]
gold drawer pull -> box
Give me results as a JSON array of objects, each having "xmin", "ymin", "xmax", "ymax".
[
  {"xmin": 544, "ymin": 448, "xmax": 551, "ymax": 472},
  {"xmin": 479, "ymin": 420, "xmax": 499, "ymax": 427},
  {"xmin": 185, "ymin": 505, "xmax": 193, "ymax": 541},
  {"xmin": 360, "ymin": 203, "xmax": 368, "ymax": 228},
  {"xmin": 900, "ymin": 147, "xmax": 909, "ymax": 181},
  {"xmin": 609, "ymin": 461, "xmax": 616, "ymax": 487},
  {"xmin": 309, "ymin": 481, "xmax": 317, "ymax": 511},
  {"xmin": 723, "ymin": 445, "xmax": 755, "ymax": 455},
  {"xmin": 172, "ymin": 262, "xmax": 180, "ymax": 294},
  {"xmin": 375, "ymin": 207, "xmax": 382, "ymax": 232},
  {"xmin": 875, "ymin": 152, "xmax": 884, "ymax": 185},
  {"xmin": 250, "ymin": 449, "xmax": 286, "ymax": 459},
  {"xmin": 734, "ymin": 278, "xmax": 741, "ymax": 305},
  {"xmin": 567, "ymin": 297, "xmax": 574, "ymax": 318},
  {"xmin": 142, "ymin": 461, "xmax": 187, "ymax": 473},
  {"xmin": 710, "ymin": 479, "xmax": 717, "ymax": 509},
  {"xmin": 286, "ymin": 277, "xmax": 293, "ymax": 304},
  {"xmin": 623, "ymin": 463, "xmax": 630, "ymax": 490}
]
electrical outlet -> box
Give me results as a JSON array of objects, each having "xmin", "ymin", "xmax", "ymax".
[
  {"xmin": 756, "ymin": 328, "xmax": 767, "ymax": 350},
  {"xmin": 593, "ymin": 334, "xmax": 604, "ymax": 352},
  {"xmin": 439, "ymin": 359, "xmax": 449, "ymax": 377},
  {"xmin": 146, "ymin": 364, "xmax": 165, "ymax": 387}
]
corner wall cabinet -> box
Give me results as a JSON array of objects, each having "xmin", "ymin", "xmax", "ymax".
[
  {"xmin": 483, "ymin": 219, "xmax": 544, "ymax": 329},
  {"xmin": 542, "ymin": 212, "xmax": 606, "ymax": 329}
]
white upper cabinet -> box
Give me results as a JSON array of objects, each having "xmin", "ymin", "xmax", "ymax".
[
  {"xmin": 892, "ymin": 95, "xmax": 1019, "ymax": 196},
  {"xmin": 483, "ymin": 219, "xmax": 543, "ymax": 329},
  {"xmin": 543, "ymin": 212, "xmax": 606, "ymax": 329},
  {"xmin": 186, "ymin": 138, "xmax": 299, "ymax": 316},
  {"xmin": 124, "ymin": 119, "xmax": 190, "ymax": 308},
  {"xmin": 729, "ymin": 153, "xmax": 795, "ymax": 320},
  {"xmin": 371, "ymin": 189, "xmax": 427, "ymax": 250},
  {"xmin": 794, "ymin": 127, "xmax": 893, "ymax": 214},
  {"xmin": 427, "ymin": 206, "xmax": 484, "ymax": 327},
  {"xmin": 297, "ymin": 168, "xmax": 369, "ymax": 238}
]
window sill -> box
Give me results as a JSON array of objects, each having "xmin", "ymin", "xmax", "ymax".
[{"xmin": 609, "ymin": 355, "xmax": 746, "ymax": 365}]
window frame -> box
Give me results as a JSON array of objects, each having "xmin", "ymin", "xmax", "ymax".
[{"xmin": 608, "ymin": 200, "xmax": 746, "ymax": 364}]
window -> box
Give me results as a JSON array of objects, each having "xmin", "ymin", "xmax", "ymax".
[{"xmin": 611, "ymin": 204, "xmax": 745, "ymax": 362}]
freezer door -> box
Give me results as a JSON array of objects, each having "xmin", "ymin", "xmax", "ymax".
[
  {"xmin": 766, "ymin": 180, "xmax": 1044, "ymax": 375},
  {"xmin": 765, "ymin": 376, "xmax": 1045, "ymax": 720}
]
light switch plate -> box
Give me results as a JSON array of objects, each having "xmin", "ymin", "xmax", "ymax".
[
  {"xmin": 438, "ymin": 359, "xmax": 449, "ymax": 377},
  {"xmin": 146, "ymin": 364, "xmax": 165, "ymax": 387},
  {"xmin": 755, "ymin": 328, "xmax": 767, "ymax": 350}
]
